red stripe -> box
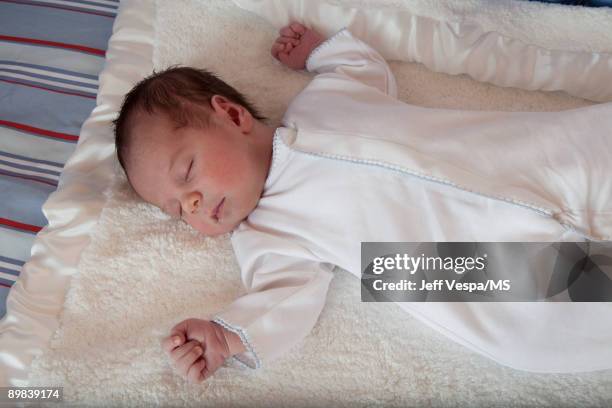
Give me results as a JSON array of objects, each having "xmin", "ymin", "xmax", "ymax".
[
  {"xmin": 0, "ymin": 0, "xmax": 115, "ymax": 18},
  {"xmin": 0, "ymin": 120, "xmax": 78, "ymax": 142},
  {"xmin": 0, "ymin": 34, "xmax": 105, "ymax": 56},
  {"xmin": 0, "ymin": 217, "xmax": 42, "ymax": 233},
  {"xmin": 0, "ymin": 282, "xmax": 13, "ymax": 288},
  {"xmin": 0, "ymin": 78, "xmax": 96, "ymax": 99}
]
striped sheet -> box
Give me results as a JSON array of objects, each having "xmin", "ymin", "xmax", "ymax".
[
  {"xmin": 4, "ymin": 0, "xmax": 119, "ymax": 18},
  {"xmin": 2, "ymin": 41, "xmax": 105, "ymax": 76},
  {"xmin": 0, "ymin": 60, "xmax": 99, "ymax": 98},
  {"xmin": 0, "ymin": 255, "xmax": 23, "ymax": 287},
  {"xmin": 0, "ymin": 220, "xmax": 38, "ymax": 264},
  {"xmin": 0, "ymin": 225, "xmax": 36, "ymax": 316},
  {"xmin": 0, "ymin": 125, "xmax": 76, "ymax": 163},
  {"xmin": 0, "ymin": 2, "xmax": 115, "ymax": 51},
  {"xmin": 0, "ymin": 0, "xmax": 116, "ymax": 316},
  {"xmin": 0, "ymin": 151, "xmax": 62, "ymax": 186},
  {"xmin": 0, "ymin": 82, "xmax": 94, "ymax": 139}
]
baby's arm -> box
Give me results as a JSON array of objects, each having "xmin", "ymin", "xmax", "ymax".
[
  {"xmin": 210, "ymin": 229, "xmax": 335, "ymax": 369},
  {"xmin": 161, "ymin": 229, "xmax": 334, "ymax": 376},
  {"xmin": 272, "ymin": 23, "xmax": 397, "ymax": 98}
]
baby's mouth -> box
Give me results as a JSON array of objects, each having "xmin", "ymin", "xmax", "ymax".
[{"xmin": 211, "ymin": 197, "xmax": 225, "ymax": 222}]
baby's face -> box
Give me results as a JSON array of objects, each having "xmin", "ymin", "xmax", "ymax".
[{"xmin": 126, "ymin": 106, "xmax": 267, "ymax": 236}]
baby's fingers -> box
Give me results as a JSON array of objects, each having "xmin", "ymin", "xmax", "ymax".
[
  {"xmin": 271, "ymin": 42, "xmax": 284, "ymax": 59},
  {"xmin": 161, "ymin": 333, "xmax": 185, "ymax": 354},
  {"xmin": 187, "ymin": 359, "xmax": 207, "ymax": 384},
  {"xmin": 175, "ymin": 343, "xmax": 204, "ymax": 376},
  {"xmin": 277, "ymin": 36, "xmax": 299, "ymax": 45},
  {"xmin": 290, "ymin": 22, "xmax": 307, "ymax": 35},
  {"xmin": 280, "ymin": 22, "xmax": 307, "ymax": 38},
  {"xmin": 271, "ymin": 41, "xmax": 292, "ymax": 59},
  {"xmin": 279, "ymin": 25, "xmax": 298, "ymax": 38}
]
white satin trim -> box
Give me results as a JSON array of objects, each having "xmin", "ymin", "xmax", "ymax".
[
  {"xmin": 0, "ymin": 0, "xmax": 156, "ymax": 386},
  {"xmin": 233, "ymin": 0, "xmax": 612, "ymax": 102}
]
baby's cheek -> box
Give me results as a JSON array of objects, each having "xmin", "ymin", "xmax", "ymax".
[
  {"xmin": 217, "ymin": 163, "xmax": 244, "ymax": 183},
  {"xmin": 186, "ymin": 218, "xmax": 209, "ymax": 234},
  {"xmin": 186, "ymin": 216, "xmax": 231, "ymax": 237}
]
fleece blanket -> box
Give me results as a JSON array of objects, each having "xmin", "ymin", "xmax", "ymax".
[{"xmin": 27, "ymin": 0, "xmax": 612, "ymax": 406}]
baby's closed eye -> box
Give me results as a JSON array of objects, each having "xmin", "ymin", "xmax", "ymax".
[{"xmin": 185, "ymin": 159, "xmax": 194, "ymax": 181}]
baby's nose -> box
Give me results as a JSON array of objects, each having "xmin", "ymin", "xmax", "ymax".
[{"xmin": 182, "ymin": 192, "xmax": 202, "ymax": 215}]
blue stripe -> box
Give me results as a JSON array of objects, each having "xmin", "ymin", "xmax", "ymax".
[
  {"xmin": 0, "ymin": 60, "xmax": 99, "ymax": 80},
  {"xmin": 0, "ymin": 2, "xmax": 114, "ymax": 50},
  {"xmin": 0, "ymin": 158, "xmax": 61, "ymax": 176},
  {"xmin": 0, "ymin": 175, "xmax": 56, "ymax": 223},
  {"xmin": 69, "ymin": 0, "xmax": 119, "ymax": 10},
  {"xmin": 0, "ymin": 266, "xmax": 20, "ymax": 276},
  {"xmin": 0, "ymin": 286, "xmax": 9, "ymax": 317},
  {"xmin": 0, "ymin": 68, "xmax": 98, "ymax": 89},
  {"xmin": 3, "ymin": 0, "xmax": 117, "ymax": 18},
  {"xmin": 0, "ymin": 150, "xmax": 64, "ymax": 168},
  {"xmin": 0, "ymin": 76, "xmax": 97, "ymax": 98},
  {"xmin": 0, "ymin": 82, "xmax": 96, "ymax": 136},
  {"xmin": 0, "ymin": 255, "xmax": 24, "ymax": 266},
  {"xmin": 1, "ymin": 42, "xmax": 105, "ymax": 78},
  {"xmin": 0, "ymin": 169, "xmax": 59, "ymax": 186},
  {"xmin": 0, "ymin": 276, "xmax": 16, "ymax": 286}
]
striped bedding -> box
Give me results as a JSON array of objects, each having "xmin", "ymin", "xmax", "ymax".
[{"xmin": 0, "ymin": 0, "xmax": 117, "ymax": 317}]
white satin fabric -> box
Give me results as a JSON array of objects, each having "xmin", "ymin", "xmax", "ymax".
[
  {"xmin": 214, "ymin": 29, "xmax": 612, "ymax": 373},
  {"xmin": 233, "ymin": 0, "xmax": 612, "ymax": 103},
  {"xmin": 0, "ymin": 0, "xmax": 156, "ymax": 386}
]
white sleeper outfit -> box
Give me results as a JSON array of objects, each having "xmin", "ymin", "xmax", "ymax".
[{"xmin": 213, "ymin": 29, "xmax": 612, "ymax": 373}]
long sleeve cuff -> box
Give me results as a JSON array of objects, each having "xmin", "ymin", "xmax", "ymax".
[
  {"xmin": 211, "ymin": 315, "xmax": 262, "ymax": 369},
  {"xmin": 305, "ymin": 27, "xmax": 349, "ymax": 72}
]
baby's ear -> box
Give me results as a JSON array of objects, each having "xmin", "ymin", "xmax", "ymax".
[
  {"xmin": 210, "ymin": 95, "xmax": 252, "ymax": 130},
  {"xmin": 210, "ymin": 95, "xmax": 235, "ymax": 123},
  {"xmin": 210, "ymin": 94, "xmax": 231, "ymax": 115}
]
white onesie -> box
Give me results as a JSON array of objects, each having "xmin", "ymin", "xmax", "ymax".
[{"xmin": 212, "ymin": 29, "xmax": 612, "ymax": 373}]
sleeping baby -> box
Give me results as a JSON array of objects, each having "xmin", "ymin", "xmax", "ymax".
[{"xmin": 114, "ymin": 23, "xmax": 612, "ymax": 382}]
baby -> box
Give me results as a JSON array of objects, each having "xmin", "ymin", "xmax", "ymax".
[
  {"xmin": 114, "ymin": 22, "xmax": 611, "ymax": 382},
  {"xmin": 114, "ymin": 23, "xmax": 325, "ymax": 382}
]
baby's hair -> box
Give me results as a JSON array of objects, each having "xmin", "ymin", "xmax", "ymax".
[{"xmin": 113, "ymin": 66, "xmax": 266, "ymax": 175}]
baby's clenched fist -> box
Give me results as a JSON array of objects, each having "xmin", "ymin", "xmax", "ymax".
[
  {"xmin": 271, "ymin": 22, "xmax": 324, "ymax": 70},
  {"xmin": 162, "ymin": 318, "xmax": 244, "ymax": 383},
  {"xmin": 162, "ymin": 338, "xmax": 206, "ymax": 383}
]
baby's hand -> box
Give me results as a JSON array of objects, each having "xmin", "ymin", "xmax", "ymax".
[
  {"xmin": 161, "ymin": 318, "xmax": 232, "ymax": 383},
  {"xmin": 271, "ymin": 22, "xmax": 324, "ymax": 70},
  {"xmin": 161, "ymin": 337, "xmax": 206, "ymax": 384}
]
